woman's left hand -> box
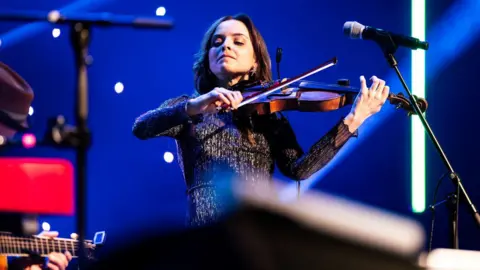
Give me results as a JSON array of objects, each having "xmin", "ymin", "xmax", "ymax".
[{"xmin": 343, "ymin": 75, "xmax": 390, "ymax": 132}]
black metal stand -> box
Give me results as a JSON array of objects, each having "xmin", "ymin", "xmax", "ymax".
[
  {"xmin": 70, "ymin": 21, "xmax": 92, "ymax": 269},
  {"xmin": 374, "ymin": 35, "xmax": 480, "ymax": 249},
  {"xmin": 43, "ymin": 22, "xmax": 93, "ymax": 269},
  {"xmin": 447, "ymin": 192, "xmax": 459, "ymax": 249},
  {"xmin": 429, "ymin": 192, "xmax": 459, "ymax": 249}
]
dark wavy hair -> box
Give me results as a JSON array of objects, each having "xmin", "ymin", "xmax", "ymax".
[{"xmin": 193, "ymin": 14, "xmax": 272, "ymax": 94}]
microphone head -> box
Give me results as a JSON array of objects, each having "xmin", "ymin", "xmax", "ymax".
[
  {"xmin": 276, "ymin": 47, "xmax": 283, "ymax": 63},
  {"xmin": 343, "ymin": 21, "xmax": 365, "ymax": 39}
]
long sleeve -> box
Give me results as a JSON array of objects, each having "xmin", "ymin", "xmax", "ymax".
[
  {"xmin": 7, "ymin": 255, "xmax": 45, "ymax": 270},
  {"xmin": 270, "ymin": 114, "xmax": 357, "ymax": 180},
  {"xmin": 132, "ymin": 95, "xmax": 194, "ymax": 140}
]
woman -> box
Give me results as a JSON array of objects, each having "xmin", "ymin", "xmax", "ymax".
[{"xmin": 132, "ymin": 14, "xmax": 390, "ymax": 227}]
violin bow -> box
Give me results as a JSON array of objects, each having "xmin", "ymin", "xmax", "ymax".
[{"xmin": 238, "ymin": 57, "xmax": 338, "ymax": 107}]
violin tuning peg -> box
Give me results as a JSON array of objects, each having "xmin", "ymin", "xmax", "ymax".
[{"xmin": 336, "ymin": 79, "xmax": 350, "ymax": 86}]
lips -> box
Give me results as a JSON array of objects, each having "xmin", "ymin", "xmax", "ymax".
[{"xmin": 218, "ymin": 54, "xmax": 235, "ymax": 61}]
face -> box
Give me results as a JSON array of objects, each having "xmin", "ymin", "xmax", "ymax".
[{"xmin": 208, "ymin": 20, "xmax": 257, "ymax": 82}]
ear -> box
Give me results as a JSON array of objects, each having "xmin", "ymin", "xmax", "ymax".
[{"xmin": 252, "ymin": 62, "xmax": 258, "ymax": 72}]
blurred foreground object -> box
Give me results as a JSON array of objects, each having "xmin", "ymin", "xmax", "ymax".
[
  {"xmin": 90, "ymin": 180, "xmax": 426, "ymax": 270},
  {"xmin": 419, "ymin": 248, "xmax": 480, "ymax": 270}
]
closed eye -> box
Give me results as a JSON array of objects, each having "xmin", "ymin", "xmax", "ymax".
[
  {"xmin": 212, "ymin": 39, "xmax": 224, "ymax": 47},
  {"xmin": 211, "ymin": 34, "xmax": 248, "ymax": 47},
  {"xmin": 212, "ymin": 35, "xmax": 225, "ymax": 47}
]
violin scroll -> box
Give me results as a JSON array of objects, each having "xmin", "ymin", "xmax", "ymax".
[{"xmin": 388, "ymin": 92, "xmax": 428, "ymax": 115}]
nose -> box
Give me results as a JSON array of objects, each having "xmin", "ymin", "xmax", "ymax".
[{"xmin": 221, "ymin": 37, "xmax": 233, "ymax": 51}]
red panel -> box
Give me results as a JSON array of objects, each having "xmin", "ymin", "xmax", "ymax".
[{"xmin": 0, "ymin": 157, "xmax": 74, "ymax": 215}]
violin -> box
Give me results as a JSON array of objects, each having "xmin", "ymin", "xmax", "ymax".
[
  {"xmin": 228, "ymin": 57, "xmax": 428, "ymax": 116},
  {"xmin": 234, "ymin": 78, "xmax": 428, "ymax": 116}
]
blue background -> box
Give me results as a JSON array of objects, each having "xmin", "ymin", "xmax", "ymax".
[{"xmin": 1, "ymin": 0, "xmax": 480, "ymax": 255}]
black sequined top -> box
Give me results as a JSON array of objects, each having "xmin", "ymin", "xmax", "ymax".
[{"xmin": 132, "ymin": 91, "xmax": 357, "ymax": 227}]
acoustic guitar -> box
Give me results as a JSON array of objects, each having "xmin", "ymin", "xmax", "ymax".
[{"xmin": 0, "ymin": 231, "xmax": 105, "ymax": 270}]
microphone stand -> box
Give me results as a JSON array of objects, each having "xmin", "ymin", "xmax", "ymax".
[
  {"xmin": 0, "ymin": 10, "xmax": 174, "ymax": 268},
  {"xmin": 71, "ymin": 21, "xmax": 91, "ymax": 269},
  {"xmin": 374, "ymin": 35, "xmax": 480, "ymax": 249}
]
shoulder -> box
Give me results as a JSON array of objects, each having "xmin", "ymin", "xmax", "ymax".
[
  {"xmin": 158, "ymin": 90, "xmax": 199, "ymax": 108},
  {"xmin": 159, "ymin": 95, "xmax": 189, "ymax": 107}
]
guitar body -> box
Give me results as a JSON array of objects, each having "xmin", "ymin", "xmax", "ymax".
[{"xmin": 0, "ymin": 255, "xmax": 6, "ymax": 270}]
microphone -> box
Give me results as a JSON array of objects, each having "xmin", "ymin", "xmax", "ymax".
[
  {"xmin": 276, "ymin": 47, "xmax": 283, "ymax": 64},
  {"xmin": 343, "ymin": 21, "xmax": 428, "ymax": 51},
  {"xmin": 276, "ymin": 47, "xmax": 283, "ymax": 80}
]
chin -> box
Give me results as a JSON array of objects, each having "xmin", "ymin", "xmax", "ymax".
[
  {"xmin": 216, "ymin": 62, "xmax": 235, "ymax": 71},
  {"xmin": 212, "ymin": 67, "xmax": 236, "ymax": 78},
  {"xmin": 214, "ymin": 65, "xmax": 250, "ymax": 78}
]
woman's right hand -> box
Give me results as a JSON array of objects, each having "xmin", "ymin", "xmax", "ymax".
[{"xmin": 186, "ymin": 87, "xmax": 243, "ymax": 116}]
